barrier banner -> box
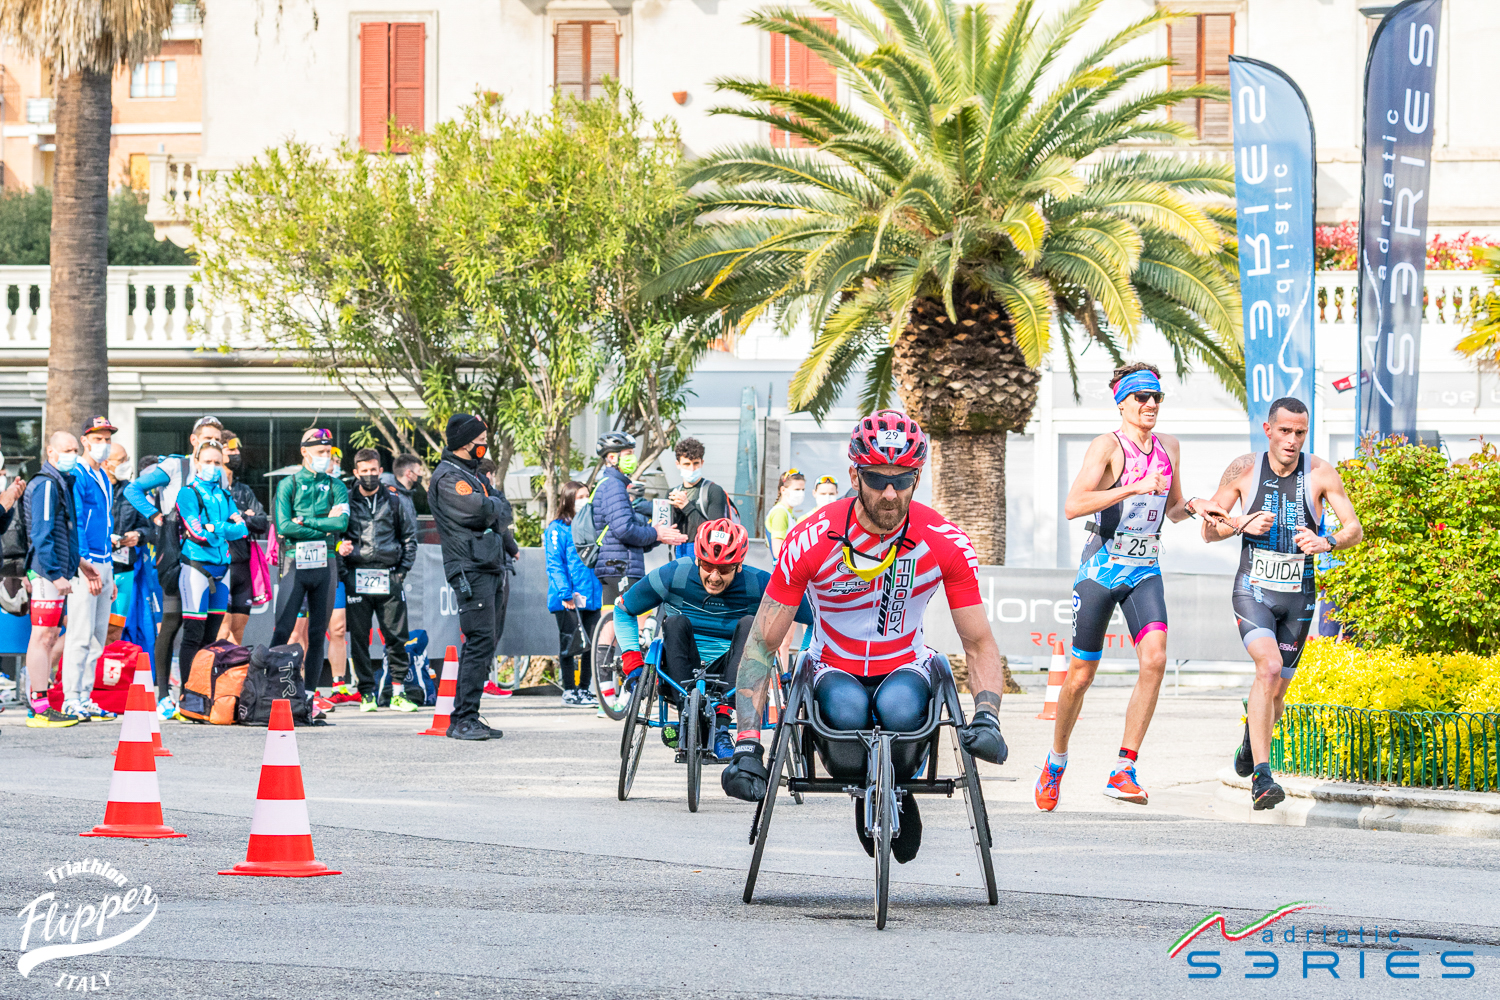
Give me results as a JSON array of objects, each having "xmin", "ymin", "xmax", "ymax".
[
  {"xmin": 1355, "ymin": 0, "xmax": 1442, "ymax": 442},
  {"xmin": 1229, "ymin": 55, "xmax": 1316, "ymax": 450}
]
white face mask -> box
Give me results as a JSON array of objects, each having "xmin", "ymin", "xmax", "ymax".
[
  {"xmin": 678, "ymin": 465, "xmax": 702, "ymax": 485},
  {"xmin": 784, "ymin": 489, "xmax": 805, "ymax": 506},
  {"xmin": 310, "ymin": 455, "xmax": 331, "ymax": 473},
  {"xmin": 112, "ymin": 462, "xmax": 133, "ymax": 482},
  {"xmin": 814, "ymin": 490, "xmax": 838, "ymax": 508},
  {"xmin": 89, "ymin": 441, "xmax": 109, "ymax": 463}
]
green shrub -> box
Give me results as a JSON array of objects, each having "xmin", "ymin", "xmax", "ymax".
[
  {"xmin": 1319, "ymin": 439, "xmax": 1500, "ymax": 654},
  {"xmin": 1289, "ymin": 638, "xmax": 1500, "ymax": 712},
  {"xmin": 0, "ymin": 187, "xmax": 192, "ymax": 266}
]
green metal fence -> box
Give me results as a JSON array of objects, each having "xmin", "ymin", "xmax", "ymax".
[{"xmin": 1271, "ymin": 704, "xmax": 1500, "ymax": 792}]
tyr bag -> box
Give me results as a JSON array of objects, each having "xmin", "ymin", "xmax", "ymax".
[{"xmin": 237, "ymin": 644, "xmax": 311, "ymax": 726}]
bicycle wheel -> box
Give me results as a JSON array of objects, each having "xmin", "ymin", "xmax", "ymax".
[
  {"xmin": 872, "ymin": 741, "xmax": 894, "ymax": 930},
  {"xmin": 955, "ymin": 735, "xmax": 998, "ymax": 905},
  {"xmin": 593, "ymin": 614, "xmax": 629, "ymax": 721},
  {"xmin": 685, "ymin": 688, "xmax": 703, "ymax": 814},
  {"xmin": 744, "ymin": 710, "xmax": 793, "ymax": 904},
  {"xmin": 618, "ymin": 665, "xmax": 656, "ymax": 801}
]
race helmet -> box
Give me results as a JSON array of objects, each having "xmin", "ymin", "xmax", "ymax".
[
  {"xmin": 596, "ymin": 431, "xmax": 637, "ymax": 457},
  {"xmin": 848, "ymin": 410, "xmax": 927, "ymax": 468},
  {"xmin": 695, "ymin": 518, "xmax": 749, "ymax": 566}
]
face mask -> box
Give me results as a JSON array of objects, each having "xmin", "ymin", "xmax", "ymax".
[
  {"xmin": 225, "ymin": 453, "xmax": 243, "ymax": 473},
  {"xmin": 357, "ymin": 473, "xmax": 382, "ymax": 491},
  {"xmin": 55, "ymin": 452, "xmax": 79, "ymax": 472},
  {"xmin": 112, "ymin": 463, "xmax": 134, "ymax": 482},
  {"xmin": 785, "ymin": 489, "xmax": 805, "ymax": 506},
  {"xmin": 618, "ymin": 453, "xmax": 637, "ymax": 475},
  {"xmin": 814, "ymin": 491, "xmax": 838, "ymax": 508},
  {"xmin": 198, "ymin": 465, "xmax": 220, "ymax": 483},
  {"xmin": 310, "ymin": 455, "xmax": 331, "ymax": 473},
  {"xmin": 89, "ymin": 441, "xmax": 109, "ymax": 463},
  {"xmin": 473, "ymin": 443, "xmax": 487, "ymax": 460},
  {"xmin": 678, "ymin": 465, "xmax": 702, "ymax": 485}
]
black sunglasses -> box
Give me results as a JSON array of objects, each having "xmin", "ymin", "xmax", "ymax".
[
  {"xmin": 859, "ymin": 468, "xmax": 919, "ymax": 492},
  {"xmin": 1130, "ymin": 392, "xmax": 1164, "ymax": 404}
]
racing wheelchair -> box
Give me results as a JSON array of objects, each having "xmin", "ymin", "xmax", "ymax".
[{"xmin": 743, "ymin": 653, "xmax": 997, "ymax": 930}]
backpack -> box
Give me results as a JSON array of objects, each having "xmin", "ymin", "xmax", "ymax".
[
  {"xmin": 151, "ymin": 456, "xmax": 192, "ymax": 596},
  {"xmin": 237, "ymin": 644, "xmax": 312, "ymax": 726},
  {"xmin": 696, "ymin": 480, "xmax": 741, "ymax": 526},
  {"xmin": 572, "ymin": 482, "xmax": 608, "ymax": 568},
  {"xmin": 179, "ymin": 640, "xmax": 253, "ymax": 724}
]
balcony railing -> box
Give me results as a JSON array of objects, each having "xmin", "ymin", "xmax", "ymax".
[
  {"xmin": 1315, "ymin": 269, "xmax": 1495, "ymax": 326},
  {"xmin": 145, "ymin": 153, "xmax": 199, "ymax": 247}
]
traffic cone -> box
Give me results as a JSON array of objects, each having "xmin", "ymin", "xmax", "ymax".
[
  {"xmin": 81, "ymin": 678, "xmax": 186, "ymax": 839},
  {"xmin": 131, "ymin": 653, "xmax": 170, "ymax": 756},
  {"xmin": 419, "ymin": 646, "xmax": 459, "ymax": 736},
  {"xmin": 220, "ymin": 699, "xmax": 341, "ymax": 878},
  {"xmin": 1036, "ymin": 640, "xmax": 1070, "ymax": 721}
]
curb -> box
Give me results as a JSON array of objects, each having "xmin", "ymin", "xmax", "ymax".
[{"xmin": 1215, "ymin": 766, "xmax": 1500, "ymax": 839}]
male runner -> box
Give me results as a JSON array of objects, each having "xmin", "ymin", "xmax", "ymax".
[
  {"xmin": 1035, "ymin": 362, "xmax": 1220, "ymax": 811},
  {"xmin": 721, "ymin": 410, "xmax": 1009, "ymax": 864},
  {"xmin": 616, "ymin": 518, "xmax": 814, "ymax": 760},
  {"xmin": 1201, "ymin": 397, "xmax": 1362, "ymax": 810}
]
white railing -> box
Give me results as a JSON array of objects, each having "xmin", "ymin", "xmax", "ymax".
[
  {"xmin": 145, "ymin": 153, "xmax": 201, "ymax": 226},
  {"xmin": 0, "ymin": 266, "xmax": 257, "ymax": 351},
  {"xmin": 1315, "ymin": 269, "xmax": 1496, "ymax": 326}
]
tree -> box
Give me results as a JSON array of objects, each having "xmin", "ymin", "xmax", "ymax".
[
  {"xmin": 1455, "ymin": 246, "xmax": 1500, "ymax": 367},
  {"xmin": 649, "ymin": 0, "xmax": 1243, "ymax": 563},
  {"xmin": 0, "ymin": 187, "xmax": 194, "ymax": 266},
  {"xmin": 0, "ymin": 0, "xmax": 178, "ymax": 436}
]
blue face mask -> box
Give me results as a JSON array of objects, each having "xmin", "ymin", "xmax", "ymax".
[
  {"xmin": 55, "ymin": 452, "xmax": 79, "ymax": 473},
  {"xmin": 198, "ymin": 465, "xmax": 220, "ymax": 483}
]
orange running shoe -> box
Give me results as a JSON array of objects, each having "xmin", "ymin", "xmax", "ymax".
[
  {"xmin": 1104, "ymin": 765, "xmax": 1149, "ymax": 805},
  {"xmin": 1034, "ymin": 760, "xmax": 1065, "ymax": 812}
]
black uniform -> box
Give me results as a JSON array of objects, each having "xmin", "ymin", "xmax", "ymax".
[
  {"xmin": 110, "ymin": 479, "xmax": 156, "ymax": 578},
  {"xmin": 1232, "ymin": 453, "xmax": 1320, "ymax": 677},
  {"xmin": 427, "ymin": 451, "xmax": 514, "ymax": 725},
  {"xmin": 342, "ymin": 483, "xmax": 421, "ymax": 702}
]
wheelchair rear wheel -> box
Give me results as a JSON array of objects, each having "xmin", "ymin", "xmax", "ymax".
[
  {"xmin": 685, "ymin": 688, "xmax": 704, "ymax": 813},
  {"xmin": 617, "ymin": 665, "xmax": 656, "ymax": 801},
  {"xmin": 772, "ymin": 671, "xmax": 806, "ymax": 805},
  {"xmin": 954, "ymin": 737, "xmax": 998, "ymax": 905},
  {"xmin": 744, "ymin": 709, "xmax": 794, "ymax": 903}
]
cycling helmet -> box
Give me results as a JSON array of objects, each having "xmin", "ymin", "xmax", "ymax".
[
  {"xmin": 695, "ymin": 518, "xmax": 749, "ymax": 566},
  {"xmin": 848, "ymin": 410, "xmax": 928, "ymax": 468},
  {"xmin": 596, "ymin": 431, "xmax": 637, "ymax": 457}
]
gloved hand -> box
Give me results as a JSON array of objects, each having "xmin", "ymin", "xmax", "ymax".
[
  {"xmin": 961, "ymin": 709, "xmax": 1008, "ymax": 765},
  {"xmin": 721, "ymin": 738, "xmax": 768, "ymax": 802},
  {"xmin": 621, "ymin": 649, "xmax": 645, "ymax": 677}
]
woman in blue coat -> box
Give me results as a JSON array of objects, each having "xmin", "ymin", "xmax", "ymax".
[
  {"xmin": 546, "ymin": 480, "xmax": 603, "ymax": 708},
  {"xmin": 175, "ymin": 441, "xmax": 247, "ymax": 686}
]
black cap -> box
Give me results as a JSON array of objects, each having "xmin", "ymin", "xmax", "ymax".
[{"xmin": 446, "ymin": 413, "xmax": 487, "ymax": 451}]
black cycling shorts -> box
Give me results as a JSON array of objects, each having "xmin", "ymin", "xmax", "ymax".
[
  {"xmin": 226, "ymin": 560, "xmax": 254, "ymax": 615},
  {"xmin": 1070, "ymin": 575, "xmax": 1167, "ymax": 661},
  {"xmin": 1233, "ymin": 582, "xmax": 1315, "ymax": 678}
]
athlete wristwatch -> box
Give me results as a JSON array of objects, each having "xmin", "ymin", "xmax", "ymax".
[{"xmin": 1183, "ymin": 497, "xmax": 1201, "ymax": 518}]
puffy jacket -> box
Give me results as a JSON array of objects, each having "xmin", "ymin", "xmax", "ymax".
[
  {"xmin": 342, "ymin": 483, "xmax": 417, "ymax": 574},
  {"xmin": 110, "ymin": 479, "xmax": 156, "ymax": 572},
  {"xmin": 273, "ymin": 466, "xmax": 349, "ymax": 557},
  {"xmin": 591, "ymin": 465, "xmax": 657, "ymax": 580},
  {"xmin": 428, "ymin": 450, "xmax": 514, "ymax": 586},
  {"xmin": 545, "ymin": 518, "xmax": 602, "ymax": 613},
  {"xmin": 177, "ymin": 477, "xmax": 248, "ymax": 565},
  {"xmin": 226, "ymin": 479, "xmax": 268, "ymax": 564},
  {"xmin": 25, "ymin": 463, "xmax": 79, "ymax": 581}
]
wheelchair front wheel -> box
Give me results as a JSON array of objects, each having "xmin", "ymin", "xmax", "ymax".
[
  {"xmin": 685, "ymin": 688, "xmax": 704, "ymax": 813},
  {"xmin": 871, "ymin": 741, "xmax": 894, "ymax": 930}
]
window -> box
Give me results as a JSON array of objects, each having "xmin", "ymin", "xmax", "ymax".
[
  {"xmin": 130, "ymin": 60, "xmax": 177, "ymax": 98},
  {"xmin": 128, "ymin": 153, "xmax": 149, "ymax": 192},
  {"xmin": 359, "ymin": 22, "xmax": 425, "ymax": 153},
  {"xmin": 768, "ymin": 19, "xmax": 837, "ymax": 148},
  {"xmin": 1168, "ymin": 13, "xmax": 1233, "ymax": 141},
  {"xmin": 554, "ymin": 22, "xmax": 618, "ymax": 101}
]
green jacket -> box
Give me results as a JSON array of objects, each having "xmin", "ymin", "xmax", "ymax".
[{"xmin": 274, "ymin": 467, "xmax": 350, "ymax": 555}]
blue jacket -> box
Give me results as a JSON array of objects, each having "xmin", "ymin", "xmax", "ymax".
[
  {"xmin": 176, "ymin": 476, "xmax": 247, "ymax": 566},
  {"xmin": 25, "ymin": 464, "xmax": 80, "ymax": 581},
  {"xmin": 545, "ymin": 518, "xmax": 603, "ymax": 613},
  {"xmin": 73, "ymin": 462, "xmax": 114, "ymax": 563},
  {"xmin": 591, "ymin": 466, "xmax": 658, "ymax": 580}
]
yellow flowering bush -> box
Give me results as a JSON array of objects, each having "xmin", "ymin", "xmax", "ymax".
[{"xmin": 1288, "ymin": 639, "xmax": 1500, "ymax": 713}]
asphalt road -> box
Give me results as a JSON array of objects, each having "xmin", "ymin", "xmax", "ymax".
[{"xmin": 2, "ymin": 687, "xmax": 1497, "ymax": 999}]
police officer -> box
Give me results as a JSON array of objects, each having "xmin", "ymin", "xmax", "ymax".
[{"xmin": 428, "ymin": 414, "xmax": 513, "ymax": 741}]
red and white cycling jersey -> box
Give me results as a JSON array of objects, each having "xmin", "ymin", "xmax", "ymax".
[{"xmin": 765, "ymin": 498, "xmax": 982, "ymax": 676}]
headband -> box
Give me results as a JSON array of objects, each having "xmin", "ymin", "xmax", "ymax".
[{"xmin": 1112, "ymin": 370, "xmax": 1162, "ymax": 404}]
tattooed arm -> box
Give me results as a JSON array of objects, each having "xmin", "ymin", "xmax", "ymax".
[
  {"xmin": 733, "ymin": 595, "xmax": 802, "ymax": 735},
  {"xmin": 952, "ymin": 604, "xmax": 1005, "ymax": 715},
  {"xmin": 1202, "ymin": 453, "xmax": 1255, "ymax": 542}
]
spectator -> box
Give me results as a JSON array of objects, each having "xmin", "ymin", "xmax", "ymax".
[
  {"xmin": 812, "ymin": 475, "xmax": 841, "ymax": 509},
  {"xmin": 271, "ymin": 428, "xmax": 349, "ymax": 720},
  {"xmin": 764, "ymin": 468, "xmax": 807, "ymax": 558},
  {"xmin": 217, "ymin": 431, "xmax": 269, "ymax": 645},
  {"xmin": 24, "ymin": 432, "xmax": 94, "ymax": 727},
  {"xmin": 105, "ymin": 442, "xmax": 149, "ymax": 646},
  {"xmin": 478, "ymin": 458, "xmax": 522, "ymax": 653},
  {"xmin": 123, "ymin": 414, "xmax": 224, "ymax": 709},
  {"xmin": 667, "ymin": 437, "xmax": 729, "ymax": 559},
  {"xmin": 340, "ymin": 448, "xmax": 422, "ymax": 712},
  {"xmin": 326, "ymin": 446, "xmax": 350, "ymax": 694},
  {"xmin": 60, "ymin": 416, "xmax": 119, "ymax": 721},
  {"xmin": 382, "ymin": 453, "xmax": 426, "ymax": 508},
  {"xmin": 547, "ymin": 480, "xmax": 601, "ymax": 708},
  {"xmin": 174, "ymin": 441, "xmax": 247, "ymax": 681},
  {"xmin": 592, "ymin": 432, "xmax": 685, "ymax": 650},
  {"xmin": 428, "ymin": 413, "xmax": 513, "ymax": 740}
]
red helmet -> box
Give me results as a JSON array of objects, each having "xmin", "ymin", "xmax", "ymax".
[
  {"xmin": 695, "ymin": 518, "xmax": 749, "ymax": 566},
  {"xmin": 848, "ymin": 410, "xmax": 928, "ymax": 468}
]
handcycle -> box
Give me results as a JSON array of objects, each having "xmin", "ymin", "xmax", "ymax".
[{"xmin": 743, "ymin": 654, "xmax": 997, "ymax": 930}]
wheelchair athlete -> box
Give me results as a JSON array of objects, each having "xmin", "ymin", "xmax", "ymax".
[
  {"xmin": 721, "ymin": 409, "xmax": 1010, "ymax": 863},
  {"xmin": 617, "ymin": 518, "xmax": 814, "ymax": 761}
]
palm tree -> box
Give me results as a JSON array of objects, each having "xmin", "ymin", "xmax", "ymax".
[
  {"xmin": 0, "ymin": 1, "xmax": 177, "ymax": 436},
  {"xmin": 649, "ymin": 0, "xmax": 1243, "ymax": 563}
]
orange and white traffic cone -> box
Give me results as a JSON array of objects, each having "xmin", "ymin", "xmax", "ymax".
[
  {"xmin": 219, "ymin": 699, "xmax": 341, "ymax": 878},
  {"xmin": 1036, "ymin": 640, "xmax": 1070, "ymax": 721},
  {"xmin": 133, "ymin": 653, "xmax": 170, "ymax": 756},
  {"xmin": 419, "ymin": 646, "xmax": 459, "ymax": 736},
  {"xmin": 81, "ymin": 678, "xmax": 186, "ymax": 839}
]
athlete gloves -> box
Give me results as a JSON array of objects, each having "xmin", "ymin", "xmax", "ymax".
[
  {"xmin": 961, "ymin": 710, "xmax": 1008, "ymax": 765},
  {"xmin": 721, "ymin": 739, "xmax": 768, "ymax": 802}
]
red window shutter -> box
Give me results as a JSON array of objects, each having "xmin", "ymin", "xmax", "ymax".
[
  {"xmin": 1167, "ymin": 16, "xmax": 1199, "ymax": 137},
  {"xmin": 389, "ymin": 22, "xmax": 425, "ymax": 151},
  {"xmin": 1200, "ymin": 14, "xmax": 1234, "ymax": 141},
  {"xmin": 359, "ymin": 22, "xmax": 390, "ymax": 151},
  {"xmin": 589, "ymin": 23, "xmax": 618, "ymax": 96},
  {"xmin": 769, "ymin": 18, "xmax": 837, "ymax": 149},
  {"xmin": 556, "ymin": 22, "xmax": 586, "ymax": 99}
]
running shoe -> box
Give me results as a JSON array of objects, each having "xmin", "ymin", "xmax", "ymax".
[
  {"xmin": 1034, "ymin": 759, "xmax": 1065, "ymax": 812},
  {"xmin": 1252, "ymin": 772, "xmax": 1285, "ymax": 811},
  {"xmin": 27, "ymin": 706, "xmax": 79, "ymax": 729},
  {"xmin": 328, "ymin": 685, "xmax": 361, "ymax": 705},
  {"xmin": 1104, "ymin": 765, "xmax": 1149, "ymax": 805},
  {"xmin": 482, "ymin": 681, "xmax": 513, "ymax": 699},
  {"xmin": 713, "ymin": 727, "xmax": 736, "ymax": 762},
  {"xmin": 1234, "ymin": 727, "xmax": 1255, "ymax": 778},
  {"xmin": 81, "ymin": 699, "xmax": 118, "ymax": 721},
  {"xmin": 360, "ymin": 695, "xmax": 378, "ymax": 713},
  {"xmin": 312, "ymin": 693, "xmax": 336, "ymax": 712},
  {"xmin": 61, "ymin": 699, "xmax": 93, "ymax": 722},
  {"xmin": 389, "ymin": 692, "xmax": 421, "ymax": 713},
  {"xmin": 660, "ymin": 722, "xmax": 679, "ymax": 750},
  {"xmin": 156, "ymin": 695, "xmax": 180, "ymax": 721}
]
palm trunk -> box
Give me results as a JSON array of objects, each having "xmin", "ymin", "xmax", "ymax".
[
  {"xmin": 47, "ymin": 68, "xmax": 113, "ymax": 438},
  {"xmin": 929, "ymin": 431, "xmax": 1007, "ymax": 566}
]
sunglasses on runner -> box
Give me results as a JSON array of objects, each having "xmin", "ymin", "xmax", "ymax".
[
  {"xmin": 1130, "ymin": 392, "xmax": 1163, "ymax": 404},
  {"xmin": 858, "ymin": 468, "xmax": 919, "ymax": 492}
]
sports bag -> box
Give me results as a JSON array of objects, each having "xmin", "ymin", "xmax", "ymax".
[
  {"xmin": 93, "ymin": 640, "xmax": 145, "ymax": 714},
  {"xmin": 237, "ymin": 644, "xmax": 312, "ymax": 726},
  {"xmin": 572, "ymin": 483, "xmax": 607, "ymax": 568},
  {"xmin": 179, "ymin": 640, "xmax": 252, "ymax": 723}
]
